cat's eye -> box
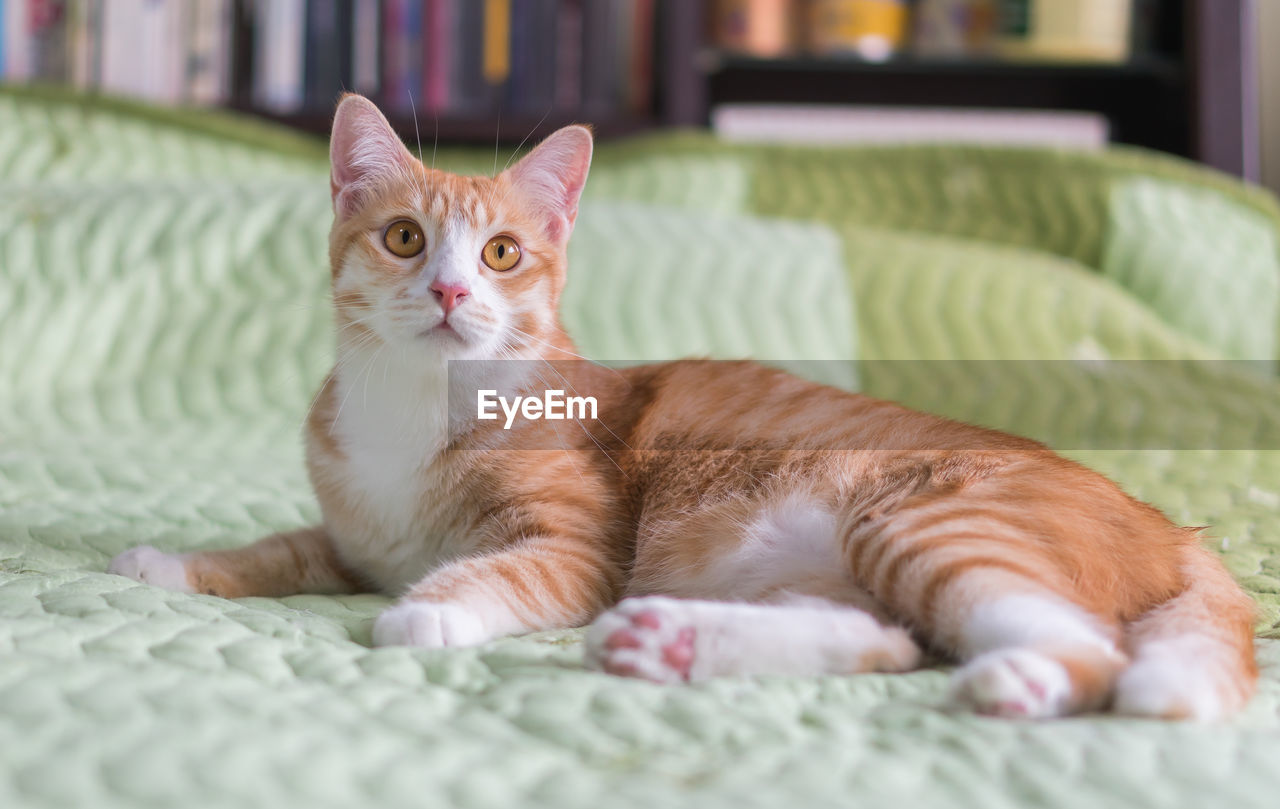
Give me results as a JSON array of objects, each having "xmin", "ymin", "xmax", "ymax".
[
  {"xmin": 383, "ymin": 220, "xmax": 425, "ymax": 258},
  {"xmin": 482, "ymin": 235, "xmax": 521, "ymax": 271}
]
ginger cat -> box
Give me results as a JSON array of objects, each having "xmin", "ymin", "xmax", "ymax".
[{"xmin": 109, "ymin": 95, "xmax": 1257, "ymax": 720}]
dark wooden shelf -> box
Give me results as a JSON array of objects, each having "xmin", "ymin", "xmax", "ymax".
[
  {"xmin": 705, "ymin": 52, "xmax": 1186, "ymax": 82},
  {"xmin": 705, "ymin": 46, "xmax": 1194, "ymax": 160},
  {"xmin": 682, "ymin": 0, "xmax": 1260, "ymax": 180}
]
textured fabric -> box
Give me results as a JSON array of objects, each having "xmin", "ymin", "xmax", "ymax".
[
  {"xmin": 1102, "ymin": 179, "xmax": 1280, "ymax": 362},
  {"xmin": 3, "ymin": 88, "xmax": 1280, "ymax": 809},
  {"xmin": 566, "ymin": 203, "xmax": 858, "ymax": 390}
]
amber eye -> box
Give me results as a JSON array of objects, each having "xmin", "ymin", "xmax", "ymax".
[
  {"xmin": 482, "ymin": 235, "xmax": 521, "ymax": 271},
  {"xmin": 383, "ymin": 220, "xmax": 425, "ymax": 258}
]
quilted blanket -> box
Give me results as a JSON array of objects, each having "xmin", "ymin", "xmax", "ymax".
[{"xmin": 3, "ymin": 87, "xmax": 1280, "ymax": 809}]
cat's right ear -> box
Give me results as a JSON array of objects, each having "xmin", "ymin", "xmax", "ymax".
[{"xmin": 329, "ymin": 94, "xmax": 419, "ymax": 220}]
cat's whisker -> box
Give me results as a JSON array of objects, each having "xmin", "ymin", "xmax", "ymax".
[
  {"xmin": 408, "ymin": 89, "xmax": 424, "ymax": 164},
  {"xmin": 297, "ymin": 327, "xmax": 380, "ymax": 431},
  {"xmin": 330, "ymin": 340, "xmax": 386, "ymax": 437},
  {"xmin": 406, "ymin": 88, "xmax": 437, "ymax": 211},
  {"xmin": 492, "ymin": 107, "xmax": 502, "ymax": 177},
  {"xmin": 505, "ymin": 324, "xmax": 624, "ymax": 377},
  {"xmin": 502, "ymin": 344, "xmax": 627, "ymax": 479},
  {"xmin": 431, "ymin": 112, "xmax": 439, "ymax": 171},
  {"xmin": 505, "ymin": 332, "xmax": 637, "ymax": 453},
  {"xmin": 335, "ymin": 311, "xmax": 383, "ymax": 334},
  {"xmin": 528, "ymin": 353, "xmax": 634, "ymax": 453},
  {"xmin": 363, "ymin": 345, "xmax": 387, "ymax": 413},
  {"xmin": 494, "ymin": 322, "xmax": 635, "ymax": 451},
  {"xmin": 502, "ymin": 106, "xmax": 554, "ymax": 176}
]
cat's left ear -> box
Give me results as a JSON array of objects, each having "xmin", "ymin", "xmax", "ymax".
[{"xmin": 506, "ymin": 125, "xmax": 593, "ymax": 243}]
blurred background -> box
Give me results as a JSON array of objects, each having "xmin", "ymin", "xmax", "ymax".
[{"xmin": 0, "ymin": 0, "xmax": 1272, "ymax": 190}]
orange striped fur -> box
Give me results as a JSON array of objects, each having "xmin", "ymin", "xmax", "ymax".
[{"xmin": 108, "ymin": 95, "xmax": 1258, "ymax": 720}]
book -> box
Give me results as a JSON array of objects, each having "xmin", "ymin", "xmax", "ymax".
[
  {"xmin": 382, "ymin": 0, "xmax": 422, "ymax": 112},
  {"xmin": 29, "ymin": 0, "xmax": 68, "ymax": 80},
  {"xmin": 710, "ymin": 0, "xmax": 796, "ymax": 58},
  {"xmin": 481, "ymin": 0, "xmax": 510, "ymax": 87},
  {"xmin": 553, "ymin": 0, "xmax": 582, "ymax": 111},
  {"xmin": 449, "ymin": 0, "xmax": 500, "ymax": 116},
  {"xmin": 252, "ymin": 0, "xmax": 305, "ymax": 112},
  {"xmin": 807, "ymin": 0, "xmax": 910, "ymax": 61},
  {"xmin": 913, "ymin": 0, "xmax": 1000, "ymax": 58},
  {"xmin": 304, "ymin": 0, "xmax": 352, "ymax": 110},
  {"xmin": 186, "ymin": 0, "xmax": 233, "ymax": 104},
  {"xmin": 529, "ymin": 0, "xmax": 560, "ymax": 114},
  {"xmin": 626, "ymin": 0, "xmax": 654, "ymax": 115},
  {"xmin": 352, "ymin": 0, "xmax": 380, "ymax": 96},
  {"xmin": 579, "ymin": 0, "xmax": 617, "ymax": 116},
  {"xmin": 505, "ymin": 0, "xmax": 557, "ymax": 116},
  {"xmin": 1, "ymin": 0, "xmax": 8, "ymax": 77},
  {"xmin": 422, "ymin": 0, "xmax": 451, "ymax": 113},
  {"xmin": 998, "ymin": 0, "xmax": 1133, "ymax": 63},
  {"xmin": 67, "ymin": 0, "xmax": 103, "ymax": 89},
  {"xmin": 100, "ymin": 0, "xmax": 186, "ymax": 100}
]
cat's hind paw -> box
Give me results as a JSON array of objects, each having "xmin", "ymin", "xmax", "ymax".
[
  {"xmin": 950, "ymin": 648, "xmax": 1072, "ymax": 719},
  {"xmin": 107, "ymin": 546, "xmax": 194, "ymax": 593}
]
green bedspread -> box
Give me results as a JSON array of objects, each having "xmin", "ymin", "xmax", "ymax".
[{"xmin": 3, "ymin": 88, "xmax": 1280, "ymax": 809}]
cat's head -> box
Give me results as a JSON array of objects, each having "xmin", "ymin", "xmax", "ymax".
[{"xmin": 327, "ymin": 94, "xmax": 592, "ymax": 362}]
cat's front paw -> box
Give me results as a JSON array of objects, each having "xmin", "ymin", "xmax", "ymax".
[
  {"xmin": 583, "ymin": 597, "xmax": 697, "ymax": 684},
  {"xmin": 372, "ymin": 601, "xmax": 488, "ymax": 648},
  {"xmin": 107, "ymin": 546, "xmax": 194, "ymax": 593}
]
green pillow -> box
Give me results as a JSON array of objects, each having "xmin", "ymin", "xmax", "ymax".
[
  {"xmin": 1102, "ymin": 178, "xmax": 1280, "ymax": 362},
  {"xmin": 565, "ymin": 203, "xmax": 858, "ymax": 390}
]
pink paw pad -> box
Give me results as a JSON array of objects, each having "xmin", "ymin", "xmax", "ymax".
[
  {"xmin": 661, "ymin": 628, "xmax": 696, "ymax": 673},
  {"xmin": 590, "ymin": 602, "xmax": 699, "ymax": 683},
  {"xmin": 632, "ymin": 610, "xmax": 663, "ymax": 630}
]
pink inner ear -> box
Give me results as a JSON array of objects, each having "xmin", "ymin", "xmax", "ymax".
[
  {"xmin": 330, "ymin": 95, "xmax": 417, "ymax": 219},
  {"xmin": 509, "ymin": 127, "xmax": 593, "ymax": 242}
]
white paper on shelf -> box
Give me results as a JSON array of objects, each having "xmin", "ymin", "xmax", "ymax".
[{"xmin": 713, "ymin": 103, "xmax": 1110, "ymax": 149}]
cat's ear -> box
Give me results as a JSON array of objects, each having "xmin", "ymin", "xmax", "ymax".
[
  {"xmin": 329, "ymin": 94, "xmax": 419, "ymax": 220},
  {"xmin": 507, "ymin": 125, "xmax": 593, "ymax": 242}
]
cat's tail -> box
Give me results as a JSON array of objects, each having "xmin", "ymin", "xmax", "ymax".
[{"xmin": 1113, "ymin": 542, "xmax": 1258, "ymax": 720}]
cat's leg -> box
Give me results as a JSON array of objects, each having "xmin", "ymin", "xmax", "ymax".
[
  {"xmin": 1112, "ymin": 546, "xmax": 1257, "ymax": 720},
  {"xmin": 844, "ymin": 487, "xmax": 1132, "ymax": 718},
  {"xmin": 107, "ymin": 527, "xmax": 365, "ymax": 597},
  {"xmin": 879, "ymin": 556, "xmax": 1125, "ymax": 717},
  {"xmin": 583, "ymin": 595, "xmax": 920, "ymax": 683},
  {"xmin": 942, "ymin": 589, "xmax": 1127, "ymax": 718},
  {"xmin": 372, "ymin": 536, "xmax": 617, "ymax": 648}
]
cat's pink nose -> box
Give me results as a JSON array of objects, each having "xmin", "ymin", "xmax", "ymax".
[{"xmin": 429, "ymin": 281, "xmax": 470, "ymax": 315}]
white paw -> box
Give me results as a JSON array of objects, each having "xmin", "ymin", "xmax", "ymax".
[
  {"xmin": 950, "ymin": 648, "xmax": 1072, "ymax": 719},
  {"xmin": 107, "ymin": 546, "xmax": 194, "ymax": 593},
  {"xmin": 372, "ymin": 601, "xmax": 488, "ymax": 649},
  {"xmin": 583, "ymin": 597, "xmax": 698, "ymax": 684},
  {"xmin": 1113, "ymin": 659, "xmax": 1223, "ymax": 721}
]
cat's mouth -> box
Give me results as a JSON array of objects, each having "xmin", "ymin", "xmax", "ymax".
[{"xmin": 419, "ymin": 321, "xmax": 465, "ymax": 342}]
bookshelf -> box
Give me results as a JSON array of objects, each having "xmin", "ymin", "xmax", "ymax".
[
  {"xmin": 219, "ymin": 0, "xmax": 676, "ymax": 145},
  {"xmin": 676, "ymin": 0, "xmax": 1259, "ymax": 180},
  {"xmin": 0, "ymin": 1, "xmax": 1257, "ymax": 178}
]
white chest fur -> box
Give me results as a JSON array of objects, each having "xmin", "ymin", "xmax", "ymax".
[{"xmin": 318, "ymin": 349, "xmax": 474, "ymax": 593}]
